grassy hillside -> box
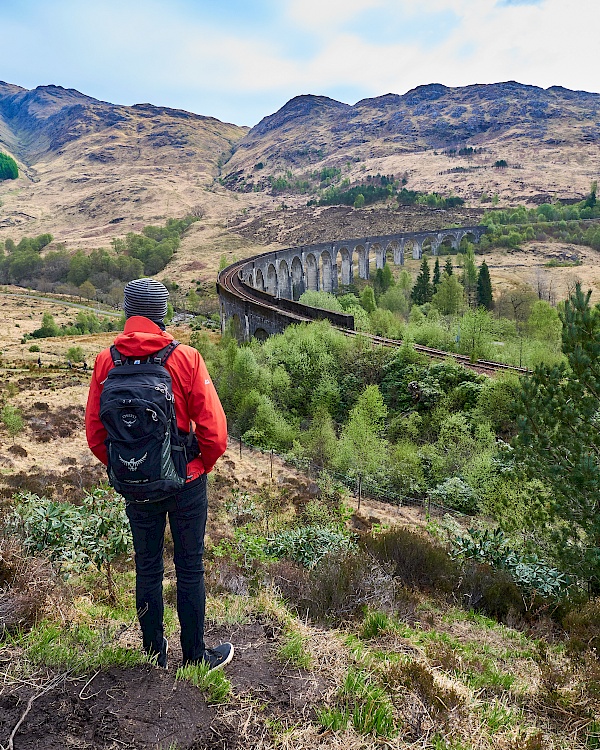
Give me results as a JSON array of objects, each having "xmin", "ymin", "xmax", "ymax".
[{"xmin": 1, "ymin": 300, "xmax": 599, "ymax": 749}]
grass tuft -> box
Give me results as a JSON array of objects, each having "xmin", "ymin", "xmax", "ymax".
[
  {"xmin": 176, "ymin": 661, "xmax": 231, "ymax": 703},
  {"xmin": 13, "ymin": 620, "xmax": 146, "ymax": 674},
  {"xmin": 361, "ymin": 609, "xmax": 393, "ymax": 639},
  {"xmin": 277, "ymin": 629, "xmax": 313, "ymax": 669}
]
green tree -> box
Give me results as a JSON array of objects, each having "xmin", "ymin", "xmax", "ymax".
[
  {"xmin": 1, "ymin": 403, "xmax": 24, "ymax": 443},
  {"xmin": 8, "ymin": 250, "xmax": 42, "ymax": 283},
  {"xmin": 411, "ymin": 258, "xmax": 433, "ymax": 305},
  {"xmin": 378, "ymin": 285, "xmax": 410, "ymax": 315},
  {"xmin": 66, "ymin": 346, "xmax": 85, "ymax": 363},
  {"xmin": 31, "ymin": 312, "xmax": 60, "ymax": 338},
  {"xmin": 187, "ymin": 289, "xmax": 199, "ymax": 312},
  {"xmin": 360, "ymin": 286, "xmax": 376, "ymax": 313},
  {"xmin": 353, "ymin": 193, "xmax": 365, "ymax": 208},
  {"xmin": 67, "ymin": 251, "xmax": 92, "ymax": 286},
  {"xmin": 300, "ymin": 406, "xmax": 338, "ymax": 468},
  {"xmin": 432, "ymin": 258, "xmax": 441, "ymax": 290},
  {"xmin": 461, "ymin": 247, "xmax": 479, "ymax": 307},
  {"xmin": 299, "ymin": 290, "xmax": 344, "ymax": 312},
  {"xmin": 527, "ymin": 300, "xmax": 561, "ymax": 346},
  {"xmin": 0, "ymin": 152, "xmax": 18, "ymax": 180},
  {"xmin": 458, "ymin": 308, "xmax": 494, "ymax": 361},
  {"xmin": 432, "ymin": 274, "xmax": 465, "ymax": 315},
  {"xmin": 79, "ymin": 279, "xmax": 97, "ymax": 301},
  {"xmin": 444, "ymin": 257, "xmax": 453, "ymax": 276},
  {"xmin": 476, "ymin": 260, "xmax": 493, "ymax": 310},
  {"xmin": 374, "ymin": 265, "xmax": 394, "ymax": 298},
  {"xmin": 585, "ymin": 180, "xmax": 597, "ymax": 208},
  {"xmin": 515, "ymin": 285, "xmax": 600, "ymax": 587},
  {"xmin": 336, "ymin": 385, "xmax": 387, "ymax": 480}
]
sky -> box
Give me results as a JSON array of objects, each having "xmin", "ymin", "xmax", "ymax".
[{"xmin": 0, "ymin": 0, "xmax": 599, "ymax": 126}]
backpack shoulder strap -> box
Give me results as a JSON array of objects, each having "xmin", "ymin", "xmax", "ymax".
[
  {"xmin": 110, "ymin": 345, "xmax": 125, "ymax": 366},
  {"xmin": 109, "ymin": 340, "xmax": 179, "ymax": 367},
  {"xmin": 152, "ymin": 340, "xmax": 179, "ymax": 366}
]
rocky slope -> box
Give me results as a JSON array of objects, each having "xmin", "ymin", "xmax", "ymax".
[
  {"xmin": 224, "ymin": 82, "xmax": 600, "ymax": 204},
  {"xmin": 0, "ymin": 83, "xmax": 248, "ymax": 243},
  {"xmin": 1, "ymin": 80, "xmax": 599, "ymax": 247}
]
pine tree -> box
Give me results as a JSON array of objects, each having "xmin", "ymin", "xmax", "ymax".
[
  {"xmin": 411, "ymin": 258, "xmax": 433, "ymax": 305},
  {"xmin": 433, "ymin": 258, "xmax": 441, "ymax": 290},
  {"xmin": 477, "ymin": 260, "xmax": 493, "ymax": 309},
  {"xmin": 515, "ymin": 285, "xmax": 600, "ymax": 588},
  {"xmin": 444, "ymin": 257, "xmax": 453, "ymax": 276},
  {"xmin": 461, "ymin": 247, "xmax": 478, "ymax": 308}
]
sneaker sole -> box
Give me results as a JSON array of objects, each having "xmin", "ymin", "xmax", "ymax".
[{"xmin": 210, "ymin": 643, "xmax": 234, "ymax": 671}]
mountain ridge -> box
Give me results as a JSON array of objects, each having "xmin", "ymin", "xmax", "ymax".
[{"xmin": 1, "ymin": 79, "xmax": 599, "ymax": 245}]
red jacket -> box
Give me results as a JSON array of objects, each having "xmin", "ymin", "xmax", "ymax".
[{"xmin": 85, "ymin": 316, "xmax": 228, "ymax": 479}]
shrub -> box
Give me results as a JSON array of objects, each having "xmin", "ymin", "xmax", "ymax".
[
  {"xmin": 428, "ymin": 477, "xmax": 479, "ymax": 514},
  {"xmin": 13, "ymin": 487, "xmax": 132, "ymax": 602},
  {"xmin": 451, "ymin": 528, "xmax": 571, "ymax": 599},
  {"xmin": 363, "ymin": 527, "xmax": 459, "ymax": 594},
  {"xmin": 66, "ymin": 346, "xmax": 85, "ymax": 363},
  {"xmin": 562, "ymin": 599, "xmax": 600, "ymax": 653},
  {"xmin": 459, "ymin": 562, "xmax": 525, "ymax": 620},
  {"xmin": 28, "ymin": 344, "xmax": 40, "ymax": 353},
  {"xmin": 264, "ymin": 525, "xmax": 354, "ymax": 568},
  {"xmin": 1, "ymin": 403, "xmax": 24, "ymax": 443},
  {"xmin": 298, "ymin": 549, "xmax": 396, "ymax": 622},
  {"xmin": 0, "ymin": 539, "xmax": 55, "ymax": 634},
  {"xmin": 0, "ymin": 152, "xmax": 18, "ymax": 180}
]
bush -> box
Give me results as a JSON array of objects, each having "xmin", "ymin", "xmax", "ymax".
[
  {"xmin": 0, "ymin": 539, "xmax": 54, "ymax": 634},
  {"xmin": 428, "ymin": 477, "xmax": 479, "ymax": 514},
  {"xmin": 66, "ymin": 346, "xmax": 85, "ymax": 363},
  {"xmin": 264, "ymin": 525, "xmax": 354, "ymax": 568},
  {"xmin": 28, "ymin": 344, "xmax": 40, "ymax": 353},
  {"xmin": 13, "ymin": 487, "xmax": 132, "ymax": 602},
  {"xmin": 1, "ymin": 403, "xmax": 24, "ymax": 442},
  {"xmin": 297, "ymin": 550, "xmax": 396, "ymax": 622},
  {"xmin": 363, "ymin": 527, "xmax": 459, "ymax": 594},
  {"xmin": 451, "ymin": 528, "xmax": 570, "ymax": 600},
  {"xmin": 459, "ymin": 562, "xmax": 525, "ymax": 620},
  {"xmin": 562, "ymin": 599, "xmax": 600, "ymax": 653}
]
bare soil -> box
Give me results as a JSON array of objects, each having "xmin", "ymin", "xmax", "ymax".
[{"xmin": 0, "ymin": 622, "xmax": 325, "ymax": 750}]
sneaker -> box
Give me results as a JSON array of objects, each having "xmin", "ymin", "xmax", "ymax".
[
  {"xmin": 156, "ymin": 637, "xmax": 169, "ymax": 669},
  {"xmin": 203, "ymin": 642, "xmax": 234, "ymax": 671}
]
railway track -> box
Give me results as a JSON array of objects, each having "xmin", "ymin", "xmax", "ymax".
[{"xmin": 218, "ymin": 260, "xmax": 528, "ymax": 376}]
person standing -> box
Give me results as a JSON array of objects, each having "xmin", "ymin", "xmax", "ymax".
[{"xmin": 85, "ymin": 278, "xmax": 232, "ymax": 670}]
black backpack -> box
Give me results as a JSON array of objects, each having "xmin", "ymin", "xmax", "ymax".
[{"xmin": 99, "ymin": 341, "xmax": 198, "ymax": 502}]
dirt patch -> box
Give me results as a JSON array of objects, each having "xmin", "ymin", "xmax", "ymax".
[
  {"xmin": 27, "ymin": 404, "xmax": 85, "ymax": 442},
  {"xmin": 0, "ymin": 464, "xmax": 106, "ymax": 502},
  {"xmin": 205, "ymin": 620, "xmax": 326, "ymax": 714},
  {"xmin": 0, "ymin": 667, "xmax": 214, "ymax": 750},
  {"xmin": 0, "ymin": 621, "xmax": 327, "ymax": 750}
]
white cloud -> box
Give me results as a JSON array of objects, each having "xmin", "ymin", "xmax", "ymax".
[
  {"xmin": 286, "ymin": 0, "xmax": 384, "ymax": 30},
  {"xmin": 0, "ymin": 0, "xmax": 598, "ymax": 124}
]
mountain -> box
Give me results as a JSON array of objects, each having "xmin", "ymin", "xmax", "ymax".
[
  {"xmin": 1, "ymin": 80, "xmax": 599, "ymax": 246},
  {"xmin": 0, "ymin": 83, "xmax": 247, "ymax": 243},
  {"xmin": 223, "ymin": 82, "xmax": 600, "ymax": 203}
]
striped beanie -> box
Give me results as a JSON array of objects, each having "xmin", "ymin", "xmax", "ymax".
[{"xmin": 123, "ymin": 278, "xmax": 169, "ymax": 325}]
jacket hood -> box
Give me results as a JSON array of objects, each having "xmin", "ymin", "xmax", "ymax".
[{"xmin": 113, "ymin": 316, "xmax": 174, "ymax": 357}]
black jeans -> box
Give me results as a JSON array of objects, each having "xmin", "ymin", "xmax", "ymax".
[{"xmin": 125, "ymin": 475, "xmax": 207, "ymax": 664}]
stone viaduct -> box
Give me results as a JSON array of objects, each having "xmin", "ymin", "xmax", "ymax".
[
  {"xmin": 218, "ymin": 225, "xmax": 486, "ymax": 340},
  {"xmin": 239, "ymin": 226, "xmax": 485, "ymax": 299}
]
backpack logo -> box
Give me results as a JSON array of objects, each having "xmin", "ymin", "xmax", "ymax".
[
  {"xmin": 119, "ymin": 453, "xmax": 148, "ymax": 471},
  {"xmin": 122, "ymin": 413, "xmax": 138, "ymax": 427}
]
